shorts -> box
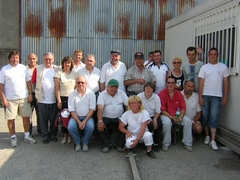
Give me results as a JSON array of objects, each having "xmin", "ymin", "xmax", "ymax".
[{"xmin": 5, "ymin": 98, "xmax": 32, "ymax": 119}]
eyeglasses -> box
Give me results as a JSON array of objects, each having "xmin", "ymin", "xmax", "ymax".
[
  {"xmin": 173, "ymin": 62, "xmax": 181, "ymax": 64},
  {"xmin": 77, "ymin": 81, "xmax": 85, "ymax": 84},
  {"xmin": 167, "ymin": 82, "xmax": 175, "ymax": 84}
]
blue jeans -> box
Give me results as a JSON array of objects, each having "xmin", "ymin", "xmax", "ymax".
[
  {"xmin": 202, "ymin": 96, "xmax": 221, "ymax": 129},
  {"xmin": 68, "ymin": 116, "xmax": 94, "ymax": 145}
]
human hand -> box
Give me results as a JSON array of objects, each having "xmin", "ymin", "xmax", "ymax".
[
  {"xmin": 57, "ymin": 102, "xmax": 62, "ymax": 109},
  {"xmin": 27, "ymin": 94, "xmax": 33, "ymax": 103},
  {"xmin": 153, "ymin": 118, "xmax": 158, "ymax": 129},
  {"xmin": 98, "ymin": 122, "xmax": 105, "ymax": 132}
]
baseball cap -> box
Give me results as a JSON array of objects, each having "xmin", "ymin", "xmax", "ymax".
[
  {"xmin": 108, "ymin": 79, "xmax": 119, "ymax": 87},
  {"xmin": 134, "ymin": 52, "xmax": 144, "ymax": 59},
  {"xmin": 110, "ymin": 50, "xmax": 121, "ymax": 55}
]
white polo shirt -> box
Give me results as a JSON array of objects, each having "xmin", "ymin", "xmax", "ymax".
[
  {"xmin": 68, "ymin": 88, "xmax": 96, "ymax": 116},
  {"xmin": 0, "ymin": 64, "xmax": 30, "ymax": 100},
  {"xmin": 73, "ymin": 62, "xmax": 86, "ymax": 72},
  {"xmin": 137, "ymin": 92, "xmax": 161, "ymax": 117},
  {"xmin": 97, "ymin": 89, "xmax": 128, "ymax": 118},
  {"xmin": 181, "ymin": 91, "xmax": 201, "ymax": 120},
  {"xmin": 100, "ymin": 60, "xmax": 127, "ymax": 92},
  {"xmin": 120, "ymin": 109, "xmax": 150, "ymax": 134},
  {"xmin": 77, "ymin": 67, "xmax": 101, "ymax": 93}
]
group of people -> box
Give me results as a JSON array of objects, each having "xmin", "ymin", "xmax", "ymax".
[{"xmin": 0, "ymin": 46, "xmax": 229, "ymax": 159}]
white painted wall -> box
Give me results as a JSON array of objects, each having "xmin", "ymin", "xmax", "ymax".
[{"xmin": 165, "ymin": 0, "xmax": 240, "ymax": 134}]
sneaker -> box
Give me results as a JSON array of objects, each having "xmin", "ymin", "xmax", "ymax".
[
  {"xmin": 75, "ymin": 144, "xmax": 81, "ymax": 152},
  {"xmin": 153, "ymin": 144, "xmax": 160, "ymax": 152},
  {"xmin": 82, "ymin": 144, "xmax": 89, "ymax": 152},
  {"xmin": 184, "ymin": 145, "xmax": 193, "ymax": 152},
  {"xmin": 11, "ymin": 137, "xmax": 18, "ymax": 147},
  {"xmin": 24, "ymin": 136, "xmax": 37, "ymax": 144},
  {"xmin": 204, "ymin": 136, "xmax": 210, "ymax": 145},
  {"xmin": 162, "ymin": 146, "xmax": 168, "ymax": 152},
  {"xmin": 102, "ymin": 144, "xmax": 112, "ymax": 153},
  {"xmin": 147, "ymin": 151, "xmax": 156, "ymax": 159},
  {"xmin": 67, "ymin": 136, "xmax": 72, "ymax": 143},
  {"xmin": 114, "ymin": 145, "xmax": 123, "ymax": 152},
  {"xmin": 61, "ymin": 137, "xmax": 67, "ymax": 144},
  {"xmin": 209, "ymin": 141, "xmax": 218, "ymax": 151}
]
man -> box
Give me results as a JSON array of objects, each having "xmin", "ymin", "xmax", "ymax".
[
  {"xmin": 97, "ymin": 79, "xmax": 128, "ymax": 153},
  {"xmin": 124, "ymin": 52, "xmax": 155, "ymax": 96},
  {"xmin": 26, "ymin": 53, "xmax": 41, "ymax": 135},
  {"xmin": 159, "ymin": 76, "xmax": 193, "ymax": 152},
  {"xmin": 181, "ymin": 81, "xmax": 202, "ymax": 134},
  {"xmin": 77, "ymin": 54, "xmax": 101, "ymax": 96},
  {"xmin": 0, "ymin": 51, "xmax": 36, "ymax": 147},
  {"xmin": 32, "ymin": 52, "xmax": 59, "ymax": 144},
  {"xmin": 198, "ymin": 47, "xmax": 229, "ymax": 151},
  {"xmin": 73, "ymin": 50, "xmax": 85, "ymax": 72},
  {"xmin": 137, "ymin": 82, "xmax": 161, "ymax": 152},
  {"xmin": 148, "ymin": 50, "xmax": 170, "ymax": 94},
  {"xmin": 144, "ymin": 51, "xmax": 154, "ymax": 67},
  {"xmin": 100, "ymin": 50, "xmax": 127, "ymax": 93},
  {"xmin": 68, "ymin": 76, "xmax": 96, "ymax": 152},
  {"xmin": 182, "ymin": 46, "xmax": 204, "ymax": 92}
]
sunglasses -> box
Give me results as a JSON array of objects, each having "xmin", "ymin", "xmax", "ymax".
[
  {"xmin": 173, "ymin": 62, "xmax": 181, "ymax": 64},
  {"xmin": 167, "ymin": 82, "xmax": 175, "ymax": 84},
  {"xmin": 77, "ymin": 81, "xmax": 85, "ymax": 84}
]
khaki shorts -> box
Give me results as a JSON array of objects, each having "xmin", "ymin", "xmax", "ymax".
[{"xmin": 5, "ymin": 98, "xmax": 32, "ymax": 119}]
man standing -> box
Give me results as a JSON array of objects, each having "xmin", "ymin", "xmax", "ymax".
[
  {"xmin": 100, "ymin": 50, "xmax": 127, "ymax": 93},
  {"xmin": 0, "ymin": 51, "xmax": 36, "ymax": 147},
  {"xmin": 182, "ymin": 46, "xmax": 204, "ymax": 92},
  {"xmin": 182, "ymin": 81, "xmax": 202, "ymax": 134},
  {"xmin": 198, "ymin": 47, "xmax": 229, "ymax": 150},
  {"xmin": 68, "ymin": 76, "xmax": 96, "ymax": 152},
  {"xmin": 124, "ymin": 52, "xmax": 155, "ymax": 96},
  {"xmin": 73, "ymin": 50, "xmax": 85, "ymax": 72},
  {"xmin": 159, "ymin": 76, "xmax": 193, "ymax": 152},
  {"xmin": 26, "ymin": 53, "xmax": 41, "ymax": 135},
  {"xmin": 148, "ymin": 50, "xmax": 170, "ymax": 94},
  {"xmin": 32, "ymin": 52, "xmax": 59, "ymax": 144},
  {"xmin": 97, "ymin": 79, "xmax": 128, "ymax": 153},
  {"xmin": 144, "ymin": 51, "xmax": 154, "ymax": 67}
]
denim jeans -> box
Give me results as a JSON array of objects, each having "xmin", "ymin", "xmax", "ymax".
[
  {"xmin": 68, "ymin": 116, "xmax": 94, "ymax": 145},
  {"xmin": 202, "ymin": 95, "xmax": 221, "ymax": 129}
]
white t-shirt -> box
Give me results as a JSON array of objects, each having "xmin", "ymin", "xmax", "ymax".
[
  {"xmin": 97, "ymin": 89, "xmax": 128, "ymax": 118},
  {"xmin": 0, "ymin": 64, "xmax": 30, "ymax": 100},
  {"xmin": 40, "ymin": 67, "xmax": 56, "ymax": 103},
  {"xmin": 181, "ymin": 91, "xmax": 201, "ymax": 120},
  {"xmin": 68, "ymin": 88, "xmax": 96, "ymax": 116},
  {"xmin": 78, "ymin": 67, "xmax": 101, "ymax": 93},
  {"xmin": 198, "ymin": 62, "xmax": 229, "ymax": 97},
  {"xmin": 137, "ymin": 92, "xmax": 161, "ymax": 117},
  {"xmin": 120, "ymin": 109, "xmax": 150, "ymax": 134},
  {"xmin": 100, "ymin": 61, "xmax": 127, "ymax": 92}
]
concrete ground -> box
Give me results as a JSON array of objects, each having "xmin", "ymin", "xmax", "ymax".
[{"xmin": 0, "ymin": 105, "xmax": 240, "ymax": 180}]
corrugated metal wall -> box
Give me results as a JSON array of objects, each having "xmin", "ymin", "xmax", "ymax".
[{"xmin": 20, "ymin": 0, "xmax": 207, "ymax": 68}]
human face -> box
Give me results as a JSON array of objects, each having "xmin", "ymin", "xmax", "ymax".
[
  {"xmin": 85, "ymin": 56, "xmax": 96, "ymax": 69},
  {"xmin": 129, "ymin": 99, "xmax": 141, "ymax": 112},
  {"xmin": 43, "ymin": 54, "xmax": 54, "ymax": 68},
  {"xmin": 110, "ymin": 54, "xmax": 121, "ymax": 65},
  {"xmin": 166, "ymin": 78, "xmax": 176, "ymax": 90},
  {"xmin": 153, "ymin": 52, "xmax": 162, "ymax": 64},
  {"xmin": 76, "ymin": 77, "xmax": 87, "ymax": 91},
  {"xmin": 172, "ymin": 59, "xmax": 182, "ymax": 69},
  {"xmin": 63, "ymin": 61, "xmax": 71, "ymax": 71},
  {"xmin": 149, "ymin": 54, "xmax": 153, "ymax": 61},
  {"xmin": 135, "ymin": 58, "xmax": 144, "ymax": 67},
  {"xmin": 9, "ymin": 54, "xmax": 20, "ymax": 67},
  {"xmin": 184, "ymin": 81, "xmax": 194, "ymax": 95},
  {"xmin": 28, "ymin": 54, "xmax": 38, "ymax": 67},
  {"xmin": 144, "ymin": 86, "xmax": 153, "ymax": 97},
  {"xmin": 107, "ymin": 85, "xmax": 118, "ymax": 96},
  {"xmin": 187, "ymin": 50, "xmax": 197, "ymax": 63},
  {"xmin": 74, "ymin": 52, "xmax": 83, "ymax": 62},
  {"xmin": 209, "ymin": 49, "xmax": 218, "ymax": 64}
]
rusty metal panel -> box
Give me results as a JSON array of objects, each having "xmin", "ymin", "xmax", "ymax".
[{"xmin": 176, "ymin": 0, "xmax": 208, "ymax": 15}]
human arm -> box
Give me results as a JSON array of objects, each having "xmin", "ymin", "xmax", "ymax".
[
  {"xmin": 97, "ymin": 105, "xmax": 105, "ymax": 132},
  {"xmin": 152, "ymin": 113, "xmax": 160, "ymax": 129},
  {"xmin": 198, "ymin": 78, "xmax": 204, "ymax": 106},
  {"xmin": 124, "ymin": 79, "xmax": 145, "ymax": 86},
  {"xmin": 100, "ymin": 82, "xmax": 105, "ymax": 92},
  {"xmin": 54, "ymin": 77, "xmax": 62, "ymax": 110},
  {"xmin": 81, "ymin": 109, "xmax": 95, "ymax": 130},
  {"xmin": 26, "ymin": 81, "xmax": 33, "ymax": 103},
  {"xmin": 193, "ymin": 111, "xmax": 201, "ymax": 124},
  {"xmin": 0, "ymin": 83, "xmax": 9, "ymax": 107},
  {"xmin": 222, "ymin": 76, "xmax": 229, "ymax": 106},
  {"xmin": 70, "ymin": 111, "xmax": 82, "ymax": 129}
]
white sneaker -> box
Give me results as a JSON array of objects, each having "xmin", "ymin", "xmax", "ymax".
[
  {"xmin": 204, "ymin": 136, "xmax": 210, "ymax": 145},
  {"xmin": 24, "ymin": 136, "xmax": 37, "ymax": 144},
  {"xmin": 209, "ymin": 141, "xmax": 218, "ymax": 151},
  {"xmin": 11, "ymin": 137, "xmax": 18, "ymax": 147},
  {"xmin": 67, "ymin": 136, "xmax": 72, "ymax": 143},
  {"xmin": 61, "ymin": 137, "xmax": 67, "ymax": 144},
  {"xmin": 75, "ymin": 145, "xmax": 81, "ymax": 152}
]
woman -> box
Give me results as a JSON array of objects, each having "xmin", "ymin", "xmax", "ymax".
[
  {"xmin": 119, "ymin": 96, "xmax": 156, "ymax": 159},
  {"xmin": 55, "ymin": 56, "xmax": 78, "ymax": 144},
  {"xmin": 170, "ymin": 57, "xmax": 184, "ymax": 91}
]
